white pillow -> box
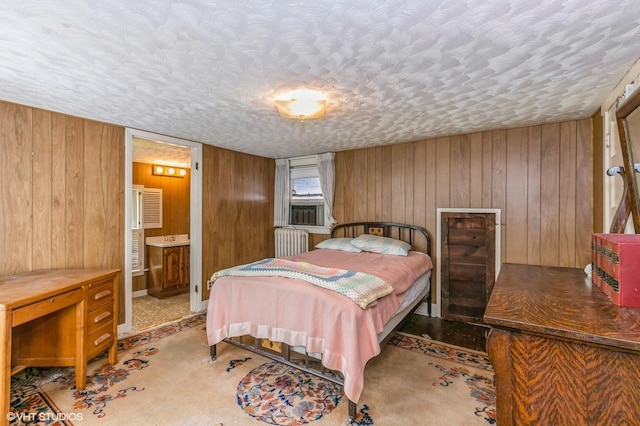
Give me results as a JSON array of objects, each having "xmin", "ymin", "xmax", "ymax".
[
  {"xmin": 351, "ymin": 234, "xmax": 411, "ymax": 256},
  {"xmin": 315, "ymin": 238, "xmax": 362, "ymax": 253}
]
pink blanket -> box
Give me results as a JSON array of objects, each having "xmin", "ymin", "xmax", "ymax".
[{"xmin": 206, "ymin": 248, "xmax": 433, "ymax": 402}]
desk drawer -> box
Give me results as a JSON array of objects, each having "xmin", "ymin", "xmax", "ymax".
[
  {"xmin": 87, "ymin": 278, "xmax": 115, "ymax": 309},
  {"xmin": 87, "ymin": 321, "xmax": 115, "ymax": 359},
  {"xmin": 87, "ymin": 303, "xmax": 114, "ymax": 332},
  {"xmin": 12, "ymin": 289, "xmax": 83, "ymax": 327}
]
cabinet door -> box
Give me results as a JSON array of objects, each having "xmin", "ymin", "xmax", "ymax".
[
  {"xmin": 181, "ymin": 246, "xmax": 190, "ymax": 285},
  {"xmin": 163, "ymin": 247, "xmax": 183, "ymax": 288},
  {"xmin": 442, "ymin": 212, "xmax": 496, "ymax": 322}
]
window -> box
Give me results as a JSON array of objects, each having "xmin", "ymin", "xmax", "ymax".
[
  {"xmin": 290, "ymin": 166, "xmax": 325, "ymax": 227},
  {"xmin": 288, "ymin": 154, "xmax": 333, "ymax": 229},
  {"xmin": 275, "ymin": 154, "xmax": 334, "ymax": 233}
]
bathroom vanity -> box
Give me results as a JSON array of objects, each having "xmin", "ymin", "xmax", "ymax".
[{"xmin": 146, "ymin": 235, "xmax": 190, "ymax": 299}]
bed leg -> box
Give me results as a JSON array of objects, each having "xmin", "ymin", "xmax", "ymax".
[
  {"xmin": 347, "ymin": 400, "xmax": 356, "ymax": 423},
  {"xmin": 210, "ymin": 344, "xmax": 217, "ymax": 360}
]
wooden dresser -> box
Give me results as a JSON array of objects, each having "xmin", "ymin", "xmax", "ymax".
[
  {"xmin": 1, "ymin": 269, "xmax": 119, "ymax": 424},
  {"xmin": 484, "ymin": 263, "xmax": 640, "ymax": 425}
]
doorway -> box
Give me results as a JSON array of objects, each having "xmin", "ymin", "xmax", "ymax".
[{"xmin": 120, "ymin": 129, "xmax": 203, "ymax": 336}]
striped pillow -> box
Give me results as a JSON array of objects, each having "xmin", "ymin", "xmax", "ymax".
[
  {"xmin": 351, "ymin": 234, "xmax": 411, "ymax": 256},
  {"xmin": 315, "ymin": 238, "xmax": 362, "ymax": 252}
]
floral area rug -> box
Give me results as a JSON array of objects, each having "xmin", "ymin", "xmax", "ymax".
[{"xmin": 9, "ymin": 314, "xmax": 495, "ymax": 425}]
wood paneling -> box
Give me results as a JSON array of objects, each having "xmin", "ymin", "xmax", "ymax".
[
  {"xmin": 334, "ymin": 119, "xmax": 593, "ymax": 287},
  {"xmin": 0, "ymin": 100, "xmax": 125, "ymax": 314},
  {"xmin": 1, "ymin": 103, "xmax": 33, "ymax": 274},
  {"xmin": 201, "ymin": 145, "xmax": 274, "ymax": 301},
  {"xmin": 505, "ymin": 127, "xmax": 528, "ymax": 264}
]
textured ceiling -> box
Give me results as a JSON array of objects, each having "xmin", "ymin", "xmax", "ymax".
[{"xmin": 2, "ymin": 1, "xmax": 640, "ymax": 159}]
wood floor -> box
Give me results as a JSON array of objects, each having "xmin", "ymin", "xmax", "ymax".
[{"xmin": 399, "ymin": 313, "xmax": 489, "ymax": 353}]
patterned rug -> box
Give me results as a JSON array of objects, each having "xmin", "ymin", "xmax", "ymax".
[{"xmin": 9, "ymin": 315, "xmax": 495, "ymax": 425}]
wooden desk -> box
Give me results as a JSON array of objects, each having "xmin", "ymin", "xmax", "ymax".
[
  {"xmin": 1, "ymin": 269, "xmax": 119, "ymax": 424},
  {"xmin": 484, "ymin": 263, "xmax": 640, "ymax": 425}
]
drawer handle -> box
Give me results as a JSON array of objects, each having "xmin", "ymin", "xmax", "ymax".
[
  {"xmin": 94, "ymin": 333, "xmax": 111, "ymax": 346},
  {"xmin": 94, "ymin": 311, "xmax": 112, "ymax": 323},
  {"xmin": 50, "ymin": 298, "xmax": 55, "ymax": 303},
  {"xmin": 94, "ymin": 290, "xmax": 112, "ymax": 300}
]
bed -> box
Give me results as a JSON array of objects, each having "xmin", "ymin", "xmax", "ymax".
[{"xmin": 206, "ymin": 222, "xmax": 433, "ymax": 422}]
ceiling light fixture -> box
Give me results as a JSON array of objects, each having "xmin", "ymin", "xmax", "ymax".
[{"xmin": 275, "ymin": 89, "xmax": 326, "ymax": 120}]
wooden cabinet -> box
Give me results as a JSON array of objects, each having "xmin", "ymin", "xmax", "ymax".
[
  {"xmin": 485, "ymin": 264, "xmax": 640, "ymax": 425},
  {"xmin": 148, "ymin": 245, "xmax": 190, "ymax": 298},
  {"xmin": 441, "ymin": 212, "xmax": 495, "ymax": 322}
]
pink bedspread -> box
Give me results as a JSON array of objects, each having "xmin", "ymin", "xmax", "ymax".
[{"xmin": 206, "ymin": 249, "xmax": 433, "ymax": 402}]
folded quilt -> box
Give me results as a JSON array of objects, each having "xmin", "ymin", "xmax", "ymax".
[{"xmin": 210, "ymin": 258, "xmax": 393, "ymax": 309}]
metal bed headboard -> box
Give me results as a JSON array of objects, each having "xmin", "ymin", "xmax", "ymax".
[{"xmin": 330, "ymin": 221, "xmax": 432, "ymax": 256}]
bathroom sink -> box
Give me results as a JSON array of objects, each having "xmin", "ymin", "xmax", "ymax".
[{"xmin": 145, "ymin": 235, "xmax": 190, "ymax": 248}]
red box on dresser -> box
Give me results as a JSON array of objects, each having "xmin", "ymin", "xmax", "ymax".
[{"xmin": 592, "ymin": 233, "xmax": 640, "ymax": 307}]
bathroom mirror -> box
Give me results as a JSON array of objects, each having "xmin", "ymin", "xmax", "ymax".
[{"xmin": 616, "ymin": 88, "xmax": 640, "ymax": 233}]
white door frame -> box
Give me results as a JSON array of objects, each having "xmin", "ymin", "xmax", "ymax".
[
  {"xmin": 432, "ymin": 208, "xmax": 502, "ymax": 318},
  {"xmin": 120, "ymin": 128, "xmax": 203, "ymax": 336}
]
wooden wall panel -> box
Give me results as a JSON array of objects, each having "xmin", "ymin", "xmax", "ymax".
[
  {"xmin": 540, "ymin": 123, "xmax": 561, "ymax": 266},
  {"xmin": 50, "ymin": 113, "xmax": 67, "ymax": 268},
  {"xmin": 424, "ymin": 139, "xmax": 437, "ymax": 240},
  {"xmin": 505, "ymin": 127, "xmax": 528, "ymax": 264},
  {"xmin": 469, "ymin": 133, "xmax": 484, "ymax": 207},
  {"xmin": 0, "ymin": 103, "xmax": 32, "ymax": 274},
  {"xmin": 334, "ymin": 118, "xmax": 594, "ymax": 285},
  {"xmin": 405, "ymin": 144, "xmax": 415, "ymax": 226},
  {"xmin": 412, "ymin": 141, "xmax": 427, "ymax": 248},
  {"xmin": 527, "ymin": 126, "xmax": 542, "ymax": 265},
  {"xmin": 366, "ymin": 149, "xmax": 377, "ymax": 220},
  {"xmin": 491, "ymin": 130, "xmax": 508, "ymax": 264},
  {"xmin": 65, "ymin": 116, "xmax": 84, "ymax": 268},
  {"xmin": 32, "ymin": 109, "xmax": 52, "ymax": 270},
  {"xmin": 353, "ymin": 149, "xmax": 368, "ymax": 222},
  {"xmin": 576, "ymin": 120, "xmax": 593, "ymax": 259},
  {"xmin": 0, "ymin": 100, "xmax": 125, "ymax": 313},
  {"xmin": 380, "ymin": 146, "xmax": 392, "ymax": 222},
  {"xmin": 436, "ymin": 137, "xmax": 451, "ymax": 209},
  {"xmin": 84, "ymin": 122, "xmax": 123, "ymax": 269},
  {"xmin": 482, "ymin": 132, "xmax": 493, "ymax": 208},
  {"xmin": 201, "ymin": 145, "xmax": 274, "ymax": 301},
  {"xmin": 450, "ymin": 134, "xmax": 471, "ymax": 208},
  {"xmin": 391, "ymin": 144, "xmax": 406, "ymax": 223},
  {"xmin": 559, "ymin": 121, "xmax": 577, "ymax": 267}
]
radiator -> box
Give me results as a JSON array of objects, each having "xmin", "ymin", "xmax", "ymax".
[{"xmin": 275, "ymin": 228, "xmax": 309, "ymax": 257}]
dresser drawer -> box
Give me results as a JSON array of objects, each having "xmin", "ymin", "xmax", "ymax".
[
  {"xmin": 12, "ymin": 289, "xmax": 83, "ymax": 327},
  {"xmin": 87, "ymin": 278, "xmax": 115, "ymax": 309},
  {"xmin": 87, "ymin": 321, "xmax": 115, "ymax": 359}
]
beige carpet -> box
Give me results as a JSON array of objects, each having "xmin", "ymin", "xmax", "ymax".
[{"xmin": 10, "ymin": 315, "xmax": 495, "ymax": 425}]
